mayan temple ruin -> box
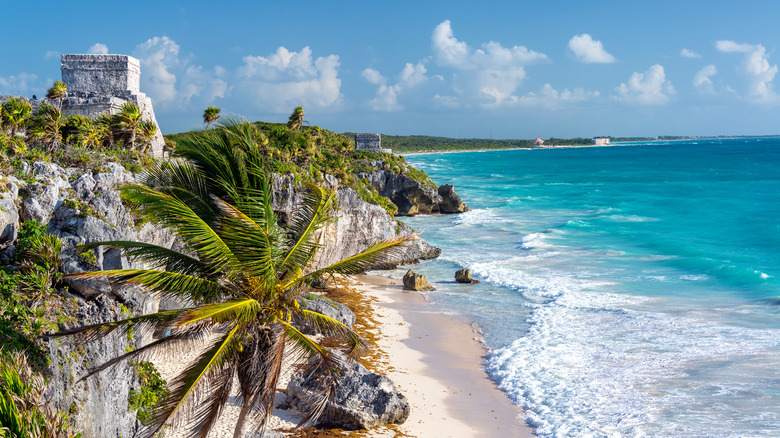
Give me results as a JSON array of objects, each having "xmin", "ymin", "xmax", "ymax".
[{"xmin": 1, "ymin": 54, "xmax": 164, "ymax": 156}]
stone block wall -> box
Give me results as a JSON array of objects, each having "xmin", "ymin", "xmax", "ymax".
[
  {"xmin": 61, "ymin": 54, "xmax": 141, "ymax": 95},
  {"xmin": 355, "ymin": 133, "xmax": 382, "ymax": 153}
]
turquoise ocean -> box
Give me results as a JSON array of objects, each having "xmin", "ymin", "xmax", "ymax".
[{"xmin": 395, "ymin": 139, "xmax": 780, "ymax": 437}]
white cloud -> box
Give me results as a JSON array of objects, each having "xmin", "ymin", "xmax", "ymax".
[
  {"xmin": 433, "ymin": 94, "xmax": 460, "ymax": 109},
  {"xmin": 44, "ymin": 50, "xmax": 59, "ymax": 60},
  {"xmin": 431, "ymin": 20, "xmax": 548, "ymax": 106},
  {"xmin": 432, "ymin": 20, "xmax": 470, "ymax": 67},
  {"xmin": 362, "ymin": 62, "xmax": 428, "ymax": 111},
  {"xmin": 237, "ymin": 46, "xmax": 341, "ymax": 112},
  {"xmin": 568, "ymin": 34, "xmax": 616, "ymax": 64},
  {"xmin": 693, "ymin": 65, "xmax": 717, "ymax": 93},
  {"xmin": 400, "ymin": 62, "xmax": 427, "ymax": 87},
  {"xmin": 680, "ymin": 48, "xmax": 701, "ymax": 59},
  {"xmin": 715, "ymin": 40, "xmax": 778, "ymax": 103},
  {"xmin": 369, "ymin": 85, "xmax": 402, "ymax": 111},
  {"xmin": 361, "ymin": 68, "xmax": 386, "ymax": 85},
  {"xmin": 0, "ymin": 73, "xmax": 39, "ymax": 94},
  {"xmin": 614, "ymin": 64, "xmax": 675, "ymax": 105},
  {"xmin": 88, "ymin": 43, "xmax": 109, "ymax": 55},
  {"xmin": 134, "ymin": 36, "xmax": 228, "ymax": 108},
  {"xmin": 519, "ymin": 83, "xmax": 599, "ymax": 109},
  {"xmin": 715, "ymin": 40, "xmax": 755, "ymax": 53}
]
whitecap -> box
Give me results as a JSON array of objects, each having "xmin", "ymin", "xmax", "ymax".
[{"xmin": 452, "ymin": 209, "xmax": 506, "ymax": 225}]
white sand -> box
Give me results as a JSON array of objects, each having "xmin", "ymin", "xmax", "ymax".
[{"xmin": 149, "ymin": 274, "xmax": 534, "ymax": 437}]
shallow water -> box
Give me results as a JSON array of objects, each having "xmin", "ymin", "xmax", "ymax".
[{"xmin": 397, "ymin": 139, "xmax": 780, "ymax": 437}]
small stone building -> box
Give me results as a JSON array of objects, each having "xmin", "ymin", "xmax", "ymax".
[
  {"xmin": 1, "ymin": 54, "xmax": 164, "ymax": 157},
  {"xmin": 60, "ymin": 54, "xmax": 164, "ymax": 156},
  {"xmin": 355, "ymin": 133, "xmax": 391, "ymax": 154}
]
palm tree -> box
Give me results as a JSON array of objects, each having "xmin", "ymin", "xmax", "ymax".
[
  {"xmin": 94, "ymin": 114, "xmax": 115, "ymax": 148},
  {"xmin": 27, "ymin": 103, "xmax": 63, "ymax": 152},
  {"xmin": 45, "ymin": 80, "xmax": 67, "ymax": 111},
  {"xmin": 202, "ymin": 106, "xmax": 221, "ymax": 129},
  {"xmin": 1, "ymin": 97, "xmax": 33, "ymax": 137},
  {"xmin": 138, "ymin": 119, "xmax": 158, "ymax": 155},
  {"xmin": 114, "ymin": 102, "xmax": 143, "ymax": 151},
  {"xmin": 287, "ymin": 106, "xmax": 305, "ymax": 131},
  {"xmin": 53, "ymin": 118, "xmax": 412, "ymax": 438}
]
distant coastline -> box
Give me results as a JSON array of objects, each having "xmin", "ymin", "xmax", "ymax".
[{"xmin": 397, "ymin": 135, "xmax": 780, "ymax": 156}]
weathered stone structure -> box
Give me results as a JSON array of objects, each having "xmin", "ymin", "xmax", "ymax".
[
  {"xmin": 60, "ymin": 54, "xmax": 164, "ymax": 157},
  {"xmin": 355, "ymin": 133, "xmax": 391, "ymax": 154},
  {"xmin": 0, "ymin": 54, "xmax": 165, "ymax": 157}
]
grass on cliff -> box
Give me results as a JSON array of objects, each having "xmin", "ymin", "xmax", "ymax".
[{"xmin": 167, "ymin": 120, "xmax": 436, "ymax": 216}]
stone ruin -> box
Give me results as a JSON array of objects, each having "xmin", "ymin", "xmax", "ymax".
[
  {"xmin": 1, "ymin": 54, "xmax": 164, "ymax": 157},
  {"xmin": 355, "ymin": 133, "xmax": 391, "ymax": 154}
]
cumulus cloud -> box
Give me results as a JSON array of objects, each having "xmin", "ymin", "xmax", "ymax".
[
  {"xmin": 614, "ymin": 64, "xmax": 674, "ymax": 105},
  {"xmin": 693, "ymin": 65, "xmax": 717, "ymax": 92},
  {"xmin": 361, "ymin": 68, "xmax": 385, "ymax": 85},
  {"xmin": 432, "ymin": 20, "xmax": 470, "ymax": 67},
  {"xmin": 715, "ymin": 40, "xmax": 778, "ymax": 103},
  {"xmin": 134, "ymin": 36, "xmax": 228, "ymax": 108},
  {"xmin": 568, "ymin": 34, "xmax": 616, "ymax": 63},
  {"xmin": 680, "ymin": 48, "xmax": 701, "ymax": 59},
  {"xmin": 0, "ymin": 73, "xmax": 40, "ymax": 94},
  {"xmin": 362, "ymin": 62, "xmax": 428, "ymax": 111},
  {"xmin": 44, "ymin": 50, "xmax": 59, "ymax": 60},
  {"xmin": 430, "ymin": 20, "xmax": 548, "ymax": 106},
  {"xmin": 519, "ymin": 83, "xmax": 599, "ymax": 108},
  {"xmin": 236, "ymin": 46, "xmax": 341, "ymax": 111},
  {"xmin": 88, "ymin": 43, "xmax": 109, "ymax": 55}
]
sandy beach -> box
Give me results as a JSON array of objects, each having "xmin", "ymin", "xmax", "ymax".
[
  {"xmin": 153, "ymin": 274, "xmax": 533, "ymax": 437},
  {"xmin": 349, "ymin": 274, "xmax": 534, "ymax": 438}
]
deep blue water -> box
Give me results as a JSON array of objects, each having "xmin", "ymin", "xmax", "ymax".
[{"xmin": 396, "ymin": 139, "xmax": 780, "ymax": 437}]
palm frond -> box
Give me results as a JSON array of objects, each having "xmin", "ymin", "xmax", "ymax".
[
  {"xmin": 140, "ymin": 323, "xmax": 244, "ymax": 437},
  {"xmin": 295, "ymin": 235, "xmax": 415, "ymax": 287},
  {"xmin": 46, "ymin": 309, "xmax": 187, "ymax": 343},
  {"xmin": 296, "ymin": 309, "xmax": 368, "ymax": 358},
  {"xmin": 64, "ymin": 269, "xmax": 226, "ymax": 303},
  {"xmin": 119, "ymin": 184, "xmax": 238, "ymax": 275},
  {"xmin": 277, "ymin": 320, "xmax": 328, "ymax": 359},
  {"xmin": 77, "ymin": 240, "xmax": 216, "ymax": 279},
  {"xmin": 277, "ymin": 184, "xmax": 336, "ymax": 282},
  {"xmin": 77, "ymin": 328, "xmax": 210, "ymax": 382},
  {"xmin": 174, "ymin": 298, "xmax": 262, "ymax": 328},
  {"xmin": 133, "ymin": 161, "xmax": 219, "ymax": 226}
]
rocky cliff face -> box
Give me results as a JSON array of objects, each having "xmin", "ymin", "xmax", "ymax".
[
  {"xmin": 358, "ymin": 162, "xmax": 469, "ymax": 216},
  {"xmin": 2, "ymin": 162, "xmax": 175, "ymax": 438},
  {"xmin": 0, "ymin": 161, "xmax": 443, "ymax": 437},
  {"xmin": 272, "ymin": 174, "xmax": 441, "ymax": 269}
]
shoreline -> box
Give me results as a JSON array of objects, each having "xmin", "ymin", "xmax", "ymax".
[{"xmin": 350, "ymin": 274, "xmax": 534, "ymax": 438}]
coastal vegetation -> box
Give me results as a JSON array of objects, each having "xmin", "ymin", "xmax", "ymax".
[
  {"xmin": 359, "ymin": 133, "xmax": 663, "ymax": 153},
  {"xmin": 51, "ymin": 118, "xmax": 413, "ymax": 437}
]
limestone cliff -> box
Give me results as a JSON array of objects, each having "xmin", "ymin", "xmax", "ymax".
[
  {"xmin": 357, "ymin": 160, "xmax": 469, "ymax": 216},
  {"xmin": 0, "ymin": 161, "xmax": 441, "ymax": 437}
]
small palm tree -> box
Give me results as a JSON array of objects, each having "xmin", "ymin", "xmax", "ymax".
[
  {"xmin": 45, "ymin": 80, "xmax": 67, "ymax": 111},
  {"xmin": 138, "ymin": 119, "xmax": 158, "ymax": 155},
  {"xmin": 53, "ymin": 118, "xmax": 412, "ymax": 438},
  {"xmin": 27, "ymin": 103, "xmax": 63, "ymax": 152},
  {"xmin": 1, "ymin": 97, "xmax": 33, "ymax": 137},
  {"xmin": 202, "ymin": 106, "xmax": 221, "ymax": 129},
  {"xmin": 94, "ymin": 114, "xmax": 115, "ymax": 148},
  {"xmin": 287, "ymin": 106, "xmax": 305, "ymax": 131},
  {"xmin": 114, "ymin": 102, "xmax": 143, "ymax": 151}
]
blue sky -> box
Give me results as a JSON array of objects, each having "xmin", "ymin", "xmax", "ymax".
[{"xmin": 2, "ymin": 0, "xmax": 780, "ymax": 138}]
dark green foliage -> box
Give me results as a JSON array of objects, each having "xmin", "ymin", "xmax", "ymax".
[
  {"xmin": 128, "ymin": 361, "xmax": 170, "ymax": 425},
  {"xmin": 1, "ymin": 220, "xmax": 71, "ymax": 367}
]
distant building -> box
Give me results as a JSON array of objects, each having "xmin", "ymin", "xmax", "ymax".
[
  {"xmin": 355, "ymin": 133, "xmax": 392, "ymax": 154},
  {"xmin": 534, "ymin": 137, "xmax": 545, "ymax": 147},
  {"xmin": 593, "ymin": 137, "xmax": 610, "ymax": 146}
]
